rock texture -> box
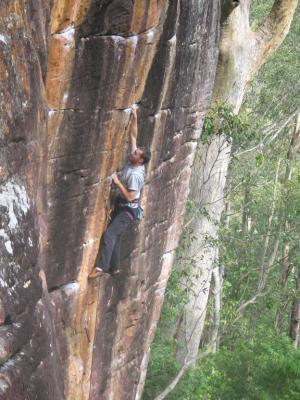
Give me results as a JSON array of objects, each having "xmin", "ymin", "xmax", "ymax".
[{"xmin": 0, "ymin": 1, "xmax": 219, "ymax": 399}]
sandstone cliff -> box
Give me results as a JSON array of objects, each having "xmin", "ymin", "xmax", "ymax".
[{"xmin": 0, "ymin": 1, "xmax": 219, "ymax": 399}]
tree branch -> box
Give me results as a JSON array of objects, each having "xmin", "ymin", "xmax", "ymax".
[
  {"xmin": 234, "ymin": 289, "xmax": 270, "ymax": 322},
  {"xmin": 152, "ymin": 348, "xmax": 213, "ymax": 400},
  {"xmin": 255, "ymin": 0, "xmax": 298, "ymax": 67},
  {"xmin": 235, "ymin": 109, "xmax": 300, "ymax": 157}
]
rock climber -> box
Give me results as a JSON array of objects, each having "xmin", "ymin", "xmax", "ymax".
[{"xmin": 88, "ymin": 107, "xmax": 151, "ymax": 278}]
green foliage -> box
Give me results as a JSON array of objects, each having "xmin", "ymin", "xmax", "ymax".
[
  {"xmin": 209, "ymin": 331, "xmax": 296, "ymax": 399},
  {"xmin": 247, "ymin": 3, "xmax": 300, "ymax": 120},
  {"xmin": 143, "ymin": 268, "xmax": 186, "ymax": 399},
  {"xmin": 144, "ymin": 328, "xmax": 300, "ymax": 400},
  {"xmin": 250, "ymin": 0, "xmax": 274, "ymax": 29},
  {"xmin": 201, "ymin": 104, "xmax": 257, "ymax": 150},
  {"xmin": 143, "ymin": 329, "xmax": 180, "ymax": 400},
  {"xmin": 204, "ymin": 331, "xmax": 300, "ymax": 400},
  {"xmin": 162, "ymin": 269, "xmax": 188, "ymax": 322}
]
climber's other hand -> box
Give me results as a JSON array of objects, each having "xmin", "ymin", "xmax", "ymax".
[{"xmin": 111, "ymin": 173, "xmax": 119, "ymax": 184}]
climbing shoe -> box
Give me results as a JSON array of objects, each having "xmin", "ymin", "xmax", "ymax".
[
  {"xmin": 88, "ymin": 267, "xmax": 105, "ymax": 279},
  {"xmin": 111, "ymin": 269, "xmax": 121, "ymax": 276}
]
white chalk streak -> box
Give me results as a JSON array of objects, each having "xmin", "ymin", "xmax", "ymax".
[
  {"xmin": 0, "ymin": 34, "xmax": 7, "ymax": 45},
  {"xmin": 4, "ymin": 240, "xmax": 13, "ymax": 254},
  {"xmin": 57, "ymin": 26, "xmax": 75, "ymax": 41},
  {"xmin": 0, "ymin": 181, "xmax": 30, "ymax": 230}
]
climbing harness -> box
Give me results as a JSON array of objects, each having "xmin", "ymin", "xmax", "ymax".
[{"xmin": 115, "ymin": 195, "xmax": 143, "ymax": 222}]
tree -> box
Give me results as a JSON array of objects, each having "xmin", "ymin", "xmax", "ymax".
[
  {"xmin": 175, "ymin": 0, "xmax": 298, "ymax": 370},
  {"xmin": 275, "ymin": 114, "xmax": 300, "ymax": 332},
  {"xmin": 287, "ymin": 114, "xmax": 300, "ymax": 348}
]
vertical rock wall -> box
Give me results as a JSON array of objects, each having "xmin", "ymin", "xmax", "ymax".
[
  {"xmin": 0, "ymin": 1, "xmax": 65, "ymax": 399},
  {"xmin": 0, "ymin": 1, "xmax": 219, "ymax": 399}
]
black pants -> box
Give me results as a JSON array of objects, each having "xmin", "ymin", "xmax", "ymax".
[{"xmin": 96, "ymin": 209, "xmax": 132, "ymax": 272}]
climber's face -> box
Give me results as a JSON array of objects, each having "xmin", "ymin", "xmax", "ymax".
[{"xmin": 129, "ymin": 147, "xmax": 144, "ymax": 165}]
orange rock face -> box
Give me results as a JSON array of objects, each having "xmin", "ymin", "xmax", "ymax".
[{"xmin": 0, "ymin": 1, "xmax": 219, "ymax": 399}]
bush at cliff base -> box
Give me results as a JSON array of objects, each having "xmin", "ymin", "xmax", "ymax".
[{"xmin": 144, "ymin": 327, "xmax": 300, "ymax": 400}]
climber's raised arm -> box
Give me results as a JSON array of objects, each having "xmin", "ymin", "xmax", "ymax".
[{"xmin": 129, "ymin": 106, "xmax": 138, "ymax": 153}]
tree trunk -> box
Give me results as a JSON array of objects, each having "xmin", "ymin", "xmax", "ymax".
[
  {"xmin": 224, "ymin": 185, "xmax": 231, "ymax": 229},
  {"xmin": 235, "ymin": 161, "xmax": 281, "ymax": 322},
  {"xmin": 242, "ymin": 180, "xmax": 251, "ymax": 233},
  {"xmin": 290, "ymin": 266, "xmax": 300, "ymax": 348},
  {"xmin": 211, "ymin": 259, "xmax": 223, "ymax": 352},
  {"xmin": 176, "ymin": 0, "xmax": 298, "ymax": 366},
  {"xmin": 275, "ymin": 113, "xmax": 300, "ymax": 331},
  {"xmin": 176, "ymin": 136, "xmax": 229, "ymax": 363}
]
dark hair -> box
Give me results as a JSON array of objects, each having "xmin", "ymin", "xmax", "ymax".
[{"xmin": 140, "ymin": 147, "xmax": 151, "ymax": 165}]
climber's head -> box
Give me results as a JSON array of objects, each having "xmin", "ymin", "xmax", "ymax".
[{"xmin": 129, "ymin": 147, "xmax": 151, "ymax": 166}]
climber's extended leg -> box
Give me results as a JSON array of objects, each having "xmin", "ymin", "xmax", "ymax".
[
  {"xmin": 88, "ymin": 210, "xmax": 132, "ymax": 279},
  {"xmin": 110, "ymin": 235, "xmax": 122, "ymax": 274}
]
